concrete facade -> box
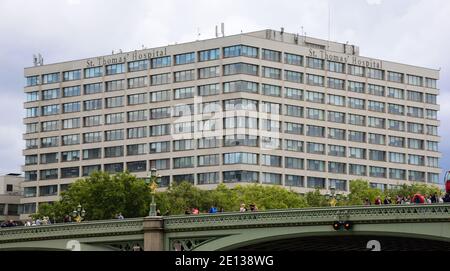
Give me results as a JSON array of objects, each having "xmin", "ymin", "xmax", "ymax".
[
  {"xmin": 0, "ymin": 174, "xmax": 23, "ymax": 222},
  {"xmin": 22, "ymin": 29, "xmax": 440, "ymax": 216}
]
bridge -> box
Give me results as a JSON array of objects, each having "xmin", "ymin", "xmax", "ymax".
[{"xmin": 1, "ymin": 204, "xmax": 450, "ymax": 251}]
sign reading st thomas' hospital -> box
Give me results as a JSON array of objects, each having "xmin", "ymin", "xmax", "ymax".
[{"xmin": 86, "ymin": 48, "xmax": 168, "ymax": 68}]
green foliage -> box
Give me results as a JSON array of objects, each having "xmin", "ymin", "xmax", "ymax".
[
  {"xmin": 348, "ymin": 179, "xmax": 382, "ymax": 205},
  {"xmin": 305, "ymin": 189, "xmax": 329, "ymax": 207}
]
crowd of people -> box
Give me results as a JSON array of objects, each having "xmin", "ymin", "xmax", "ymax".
[
  {"xmin": 182, "ymin": 203, "xmax": 259, "ymax": 215},
  {"xmin": 364, "ymin": 193, "xmax": 450, "ymax": 205}
]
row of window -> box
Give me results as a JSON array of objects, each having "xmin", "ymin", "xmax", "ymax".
[{"xmin": 26, "ymin": 45, "xmax": 437, "ymax": 89}]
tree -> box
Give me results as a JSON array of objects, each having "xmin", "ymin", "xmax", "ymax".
[
  {"xmin": 347, "ymin": 179, "xmax": 381, "ymax": 206},
  {"xmin": 33, "ymin": 171, "xmax": 152, "ymax": 221},
  {"xmin": 305, "ymin": 189, "xmax": 329, "ymax": 207}
]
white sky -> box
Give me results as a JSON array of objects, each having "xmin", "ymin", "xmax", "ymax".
[{"xmin": 0, "ymin": 0, "xmax": 449, "ymax": 179}]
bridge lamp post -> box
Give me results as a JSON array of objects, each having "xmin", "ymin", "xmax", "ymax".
[
  {"xmin": 146, "ymin": 168, "xmax": 161, "ymax": 217},
  {"xmin": 72, "ymin": 204, "xmax": 86, "ymax": 223},
  {"xmin": 325, "ymin": 186, "xmax": 341, "ymax": 207}
]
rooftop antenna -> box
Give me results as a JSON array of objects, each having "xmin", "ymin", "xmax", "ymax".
[
  {"xmin": 215, "ymin": 25, "xmax": 219, "ymax": 38},
  {"xmin": 38, "ymin": 53, "xmax": 43, "ymax": 65},
  {"xmin": 33, "ymin": 54, "xmax": 38, "ymax": 66},
  {"xmin": 280, "ymin": 27, "xmax": 284, "ymax": 35},
  {"xmin": 221, "ymin": 22, "xmax": 225, "ymax": 37}
]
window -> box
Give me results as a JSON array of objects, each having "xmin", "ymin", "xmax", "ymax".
[
  {"xmin": 41, "ymin": 120, "xmax": 59, "ymax": 132},
  {"xmin": 39, "ymin": 185, "xmax": 58, "ymax": 196},
  {"xmin": 105, "ymin": 112, "xmax": 124, "ymax": 124},
  {"xmin": 327, "ymin": 94, "xmax": 345, "ymax": 106},
  {"xmin": 427, "ymin": 125, "xmax": 438, "ymax": 136},
  {"xmin": 329, "ymin": 162, "xmax": 346, "ymax": 174},
  {"xmin": 199, "ymin": 84, "xmax": 220, "ymax": 96},
  {"xmin": 284, "ymin": 70, "xmax": 303, "ymax": 83},
  {"xmin": 224, "ymin": 98, "xmax": 258, "ymax": 111},
  {"xmin": 104, "ymin": 146, "xmax": 124, "ymax": 158},
  {"xmin": 83, "ymin": 148, "xmax": 101, "ymax": 160},
  {"xmin": 224, "ymin": 63, "xmax": 258, "ymax": 76},
  {"xmin": 409, "ymin": 171, "xmax": 425, "ymax": 182},
  {"xmin": 174, "ymin": 87, "xmax": 195, "ymax": 99},
  {"xmin": 307, "ymin": 142, "xmax": 325, "ymax": 155},
  {"xmin": 285, "ymin": 88, "xmax": 302, "ymax": 100},
  {"xmin": 307, "ymin": 160, "xmax": 326, "ymax": 172},
  {"xmin": 328, "ymin": 128, "xmax": 345, "ymax": 140},
  {"xmin": 427, "ymin": 141, "xmax": 439, "ymax": 152},
  {"xmin": 224, "ymin": 81, "xmax": 258, "ymax": 94},
  {"xmin": 261, "ymin": 155, "xmax": 282, "ymax": 167},
  {"xmin": 408, "ymin": 155, "xmax": 425, "ymax": 166},
  {"xmin": 327, "ymin": 112, "xmax": 345, "ymax": 124},
  {"xmin": 348, "ymin": 65, "xmax": 364, "ymax": 76},
  {"xmin": 61, "ymin": 167, "xmax": 80, "ymax": 179},
  {"xmin": 127, "ymin": 127, "xmax": 147, "ymax": 139},
  {"xmin": 348, "ymin": 114, "xmax": 365, "ymax": 126},
  {"xmin": 151, "ymin": 56, "xmax": 171, "ymax": 68},
  {"xmin": 428, "ymin": 173, "xmax": 439, "ymax": 184},
  {"xmin": 285, "ymin": 105, "xmax": 303, "ymax": 118},
  {"xmin": 198, "ymin": 172, "xmax": 220, "ymax": 185},
  {"xmin": 104, "ymin": 163, "xmax": 124, "ymax": 174},
  {"xmin": 126, "ymin": 93, "xmax": 146, "ymax": 106},
  {"xmin": 128, "ymin": 59, "xmax": 149, "ymax": 72},
  {"xmin": 426, "ymin": 93, "xmax": 437, "ymax": 104},
  {"xmin": 305, "ymin": 90, "xmax": 324, "ymax": 103},
  {"xmin": 224, "ymin": 152, "xmax": 258, "ymax": 165},
  {"xmin": 387, "ymin": 71, "xmax": 403, "ymax": 83},
  {"xmin": 63, "ymin": 102, "xmax": 81, "ymax": 113},
  {"xmin": 349, "ymin": 164, "xmax": 366, "ymax": 176},
  {"xmin": 173, "ymin": 139, "xmax": 195, "ymax": 151},
  {"xmin": 128, "ymin": 110, "xmax": 147, "ymax": 122},
  {"xmin": 150, "ymin": 124, "xmax": 171, "ymax": 136},
  {"xmin": 83, "ymin": 165, "xmax": 101, "ymax": 177},
  {"xmin": 329, "ymin": 145, "xmax": 346, "ymax": 157},
  {"xmin": 173, "ymin": 104, "xmax": 194, "ymax": 117},
  {"xmin": 41, "ymin": 137, "xmax": 58, "ymax": 148},
  {"xmin": 306, "ymin": 74, "xmax": 324, "ymax": 86},
  {"xmin": 63, "ymin": 70, "xmax": 81, "ymax": 81},
  {"xmin": 407, "ymin": 75, "xmax": 423, "ymax": 86},
  {"xmin": 285, "ymin": 53, "xmax": 303, "ymax": 66},
  {"xmin": 368, "ymin": 101, "xmax": 385, "ymax": 113},
  {"xmin": 368, "ymin": 84, "xmax": 384, "ymax": 96},
  {"xmin": 284, "ymin": 122, "xmax": 303, "ymax": 135},
  {"xmin": 105, "ymin": 129, "xmax": 124, "ymax": 141},
  {"xmin": 284, "ymin": 157, "xmax": 303, "ymax": 170},
  {"xmin": 224, "ymin": 117, "xmax": 258, "ymax": 129},
  {"xmin": 61, "ymin": 151, "xmax": 80, "ymax": 163},
  {"xmin": 306, "ymin": 57, "xmax": 324, "ymax": 69},
  {"xmin": 150, "ymin": 159, "xmax": 170, "ymax": 170},
  {"xmin": 348, "ymin": 131, "xmax": 366, "ymax": 143},
  {"xmin": 106, "ymin": 79, "xmax": 125, "ymax": 91},
  {"xmin": 367, "ymin": 68, "xmax": 384, "ymax": 80},
  {"xmin": 199, "ymin": 66, "xmax": 220, "ymax": 79},
  {"xmin": 127, "ymin": 144, "xmax": 147, "ymax": 156},
  {"xmin": 151, "ymin": 90, "xmax": 171, "ymax": 102},
  {"xmin": 284, "ymin": 139, "xmax": 303, "ymax": 152},
  {"xmin": 174, "ymin": 70, "xmax": 195, "ymax": 82},
  {"xmin": 306, "ymin": 108, "xmax": 324, "ymax": 121},
  {"xmin": 223, "ymin": 171, "xmax": 258, "ymax": 184},
  {"xmin": 26, "ymin": 75, "xmax": 40, "ymax": 86},
  {"xmin": 84, "ymin": 83, "xmax": 103, "ymax": 95},
  {"xmin": 198, "ymin": 137, "xmax": 220, "ymax": 149},
  {"xmin": 199, "ymin": 101, "xmax": 221, "ymax": 114},
  {"xmin": 42, "ymin": 88, "xmax": 60, "ymax": 100},
  {"xmin": 261, "ymin": 119, "xmax": 281, "ymax": 132},
  {"xmin": 24, "ymin": 187, "xmax": 37, "ymax": 197},
  {"xmin": 106, "ymin": 63, "xmax": 125, "ymax": 75},
  {"xmin": 173, "ymin": 174, "xmax": 195, "ymax": 184},
  {"xmin": 370, "ymin": 150, "xmax": 386, "ymax": 161},
  {"xmin": 149, "ymin": 141, "xmax": 170, "ymax": 153},
  {"xmin": 407, "ymin": 106, "xmax": 424, "ymax": 118},
  {"xmin": 42, "ymin": 73, "xmax": 60, "ymax": 84},
  {"xmin": 41, "ymin": 104, "xmax": 59, "ymax": 116},
  {"xmin": 327, "ymin": 61, "xmax": 345, "ymax": 73},
  {"xmin": 26, "ymin": 138, "xmax": 39, "ymax": 149},
  {"xmin": 198, "ymin": 154, "xmax": 219, "ymax": 167},
  {"xmin": 388, "ymin": 103, "xmax": 404, "ymax": 115},
  {"xmin": 349, "ymin": 147, "xmax": 366, "ymax": 159},
  {"xmin": 407, "ymin": 91, "xmax": 423, "ymax": 104},
  {"xmin": 128, "ymin": 76, "xmax": 148, "ymax": 89},
  {"xmin": 388, "ymin": 120, "xmax": 405, "ymax": 132},
  {"xmin": 223, "ymin": 135, "xmax": 258, "ymax": 147},
  {"xmin": 25, "ymin": 155, "xmax": 38, "ymax": 165},
  {"xmin": 348, "ymin": 81, "xmax": 365, "ymax": 93},
  {"xmin": 83, "ymin": 131, "xmax": 102, "ymax": 143},
  {"xmin": 262, "ymin": 49, "xmax": 281, "ymax": 62},
  {"xmin": 84, "ymin": 67, "xmax": 103, "ymax": 78},
  {"xmin": 408, "ymin": 138, "xmax": 424, "ymax": 150},
  {"xmin": 151, "ymin": 73, "xmax": 171, "ymax": 85},
  {"xmin": 368, "ymin": 133, "xmax": 385, "ymax": 145},
  {"xmin": 370, "ymin": 167, "xmax": 386, "ymax": 178},
  {"xmin": 367, "ymin": 117, "xmax": 385, "ymax": 129},
  {"xmin": 40, "ymin": 169, "xmax": 58, "ymax": 180},
  {"xmin": 330, "ymin": 179, "xmax": 347, "ymax": 191},
  {"xmin": 307, "ymin": 177, "xmax": 326, "ymax": 189},
  {"xmin": 25, "ymin": 171, "xmax": 38, "ymax": 182},
  {"xmin": 261, "ymin": 137, "xmax": 281, "ymax": 150},
  {"xmin": 199, "ymin": 48, "xmax": 220, "ymax": 62},
  {"xmin": 262, "ymin": 84, "xmax": 281, "ymax": 97},
  {"xmin": 62, "ymin": 134, "xmax": 80, "ymax": 146},
  {"xmin": 223, "ymin": 45, "xmax": 258, "ymax": 58},
  {"xmin": 127, "ymin": 161, "xmax": 147, "ymax": 172},
  {"xmin": 26, "ymin": 91, "xmax": 39, "ymax": 102},
  {"xmin": 387, "ymin": 87, "xmax": 404, "ymax": 99},
  {"xmin": 327, "ymin": 78, "xmax": 345, "ymax": 90},
  {"xmin": 407, "ymin": 122, "xmax": 424, "ymax": 134},
  {"xmin": 389, "ymin": 136, "xmax": 405, "ymax": 148},
  {"xmin": 425, "ymin": 78, "xmax": 437, "ymax": 89},
  {"xmin": 348, "ymin": 98, "xmax": 365, "ymax": 110},
  {"xmin": 390, "ymin": 169, "xmax": 406, "ymax": 180},
  {"xmin": 261, "ymin": 173, "xmax": 282, "ymax": 185},
  {"xmin": 175, "ymin": 52, "xmax": 195, "ymax": 65},
  {"xmin": 84, "ymin": 115, "xmax": 102, "ymax": 127},
  {"xmin": 173, "ymin": 156, "xmax": 195, "ymax": 168}
]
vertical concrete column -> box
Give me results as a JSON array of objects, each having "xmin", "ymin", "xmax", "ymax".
[{"xmin": 143, "ymin": 216, "xmax": 164, "ymax": 251}]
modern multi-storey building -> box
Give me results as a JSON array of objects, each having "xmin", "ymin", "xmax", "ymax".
[
  {"xmin": 0, "ymin": 173, "xmax": 23, "ymax": 222},
  {"xmin": 22, "ymin": 29, "xmax": 440, "ymax": 216}
]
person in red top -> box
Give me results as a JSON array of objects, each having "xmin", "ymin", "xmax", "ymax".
[
  {"xmin": 192, "ymin": 208, "xmax": 199, "ymax": 215},
  {"xmin": 374, "ymin": 196, "xmax": 382, "ymax": 205}
]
